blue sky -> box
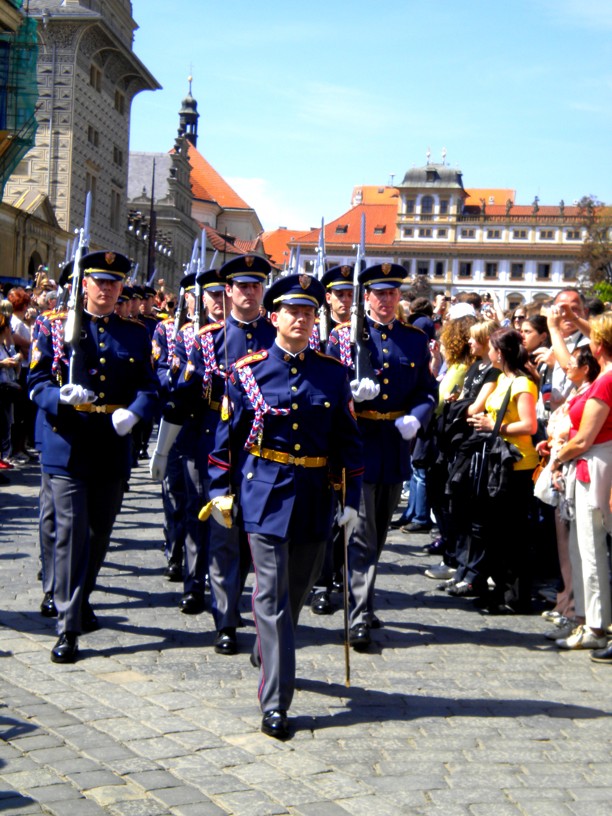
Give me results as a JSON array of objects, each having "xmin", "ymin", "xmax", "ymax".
[{"xmin": 130, "ymin": 0, "xmax": 612, "ymax": 232}]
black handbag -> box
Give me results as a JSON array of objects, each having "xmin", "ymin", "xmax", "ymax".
[{"xmin": 469, "ymin": 386, "xmax": 522, "ymax": 500}]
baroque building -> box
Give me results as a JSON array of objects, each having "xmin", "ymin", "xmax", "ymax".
[
  {"xmin": 271, "ymin": 155, "xmax": 588, "ymax": 310},
  {"xmin": 128, "ymin": 81, "xmax": 266, "ymax": 292},
  {"xmin": 2, "ymin": 0, "xmax": 159, "ymax": 279}
]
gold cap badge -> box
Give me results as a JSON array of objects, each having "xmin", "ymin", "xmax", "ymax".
[
  {"xmin": 381, "ymin": 263, "xmax": 391, "ymax": 275},
  {"xmin": 244, "ymin": 255, "xmax": 254, "ymax": 267},
  {"xmin": 299, "ymin": 274, "xmax": 311, "ymax": 290},
  {"xmin": 105, "ymin": 252, "xmax": 116, "ymax": 266}
]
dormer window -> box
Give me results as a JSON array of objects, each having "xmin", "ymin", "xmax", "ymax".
[
  {"xmin": 374, "ymin": 225, "xmax": 386, "ymax": 235},
  {"xmin": 335, "ymin": 224, "xmax": 348, "ymax": 234}
]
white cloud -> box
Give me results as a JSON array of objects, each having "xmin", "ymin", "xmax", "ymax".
[{"xmin": 226, "ymin": 176, "xmax": 316, "ymax": 232}]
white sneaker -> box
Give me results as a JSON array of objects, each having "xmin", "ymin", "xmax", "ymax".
[
  {"xmin": 424, "ymin": 562, "xmax": 456, "ymax": 580},
  {"xmin": 544, "ymin": 619, "xmax": 576, "ymax": 640},
  {"xmin": 556, "ymin": 624, "xmax": 608, "ymax": 650}
]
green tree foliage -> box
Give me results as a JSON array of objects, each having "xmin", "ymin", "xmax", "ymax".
[{"xmin": 578, "ymin": 196, "xmax": 612, "ymax": 285}]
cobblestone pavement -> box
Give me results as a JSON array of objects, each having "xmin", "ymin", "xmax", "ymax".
[{"xmin": 1, "ymin": 458, "xmax": 611, "ymax": 816}]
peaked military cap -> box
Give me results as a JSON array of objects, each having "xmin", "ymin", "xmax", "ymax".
[
  {"xmin": 221, "ymin": 254, "xmax": 271, "ymax": 284},
  {"xmin": 179, "ymin": 272, "xmax": 196, "ymax": 292},
  {"xmin": 131, "ymin": 285, "xmax": 144, "ymax": 300},
  {"xmin": 58, "ymin": 260, "xmax": 74, "ymax": 288},
  {"xmin": 196, "ymin": 267, "xmax": 226, "ymax": 292},
  {"xmin": 359, "ymin": 262, "xmax": 407, "ymax": 289},
  {"xmin": 321, "ymin": 264, "xmax": 354, "ymax": 290},
  {"xmin": 263, "ymin": 273, "xmax": 325, "ymax": 313},
  {"xmin": 81, "ymin": 251, "xmax": 131, "ymax": 281}
]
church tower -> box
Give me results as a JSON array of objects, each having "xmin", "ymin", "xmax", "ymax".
[{"xmin": 178, "ymin": 77, "xmax": 199, "ymax": 148}]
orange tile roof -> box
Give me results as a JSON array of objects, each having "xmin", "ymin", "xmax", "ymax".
[
  {"xmin": 187, "ymin": 142, "xmax": 251, "ymax": 210},
  {"xmin": 261, "ymin": 228, "xmax": 310, "ymax": 266},
  {"xmin": 465, "ymin": 189, "xmax": 515, "ymax": 207},
  {"xmin": 292, "ymin": 203, "xmax": 397, "ymax": 248},
  {"xmin": 351, "ymin": 185, "xmax": 401, "ymax": 205},
  {"xmin": 200, "ymin": 224, "xmax": 265, "ymax": 259}
]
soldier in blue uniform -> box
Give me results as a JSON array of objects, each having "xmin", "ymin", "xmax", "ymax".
[
  {"xmin": 151, "ymin": 272, "xmax": 198, "ymax": 588},
  {"xmin": 150, "ymin": 255, "xmax": 276, "ymax": 654},
  {"xmin": 327, "ymin": 263, "xmax": 438, "ymax": 651},
  {"xmin": 28, "ymin": 251, "xmax": 159, "ymax": 663},
  {"xmin": 207, "ymin": 273, "xmax": 363, "ymax": 739},
  {"xmin": 310, "ymin": 264, "xmax": 355, "ymax": 614}
]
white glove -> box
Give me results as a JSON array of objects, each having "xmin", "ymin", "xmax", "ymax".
[
  {"xmin": 149, "ymin": 419, "xmax": 182, "ymax": 481},
  {"xmin": 337, "ymin": 506, "xmax": 359, "ymax": 539},
  {"xmin": 112, "ymin": 408, "xmax": 139, "ymax": 437},
  {"xmin": 395, "ymin": 414, "xmax": 421, "ymax": 440},
  {"xmin": 350, "ymin": 378, "xmax": 380, "ymax": 402},
  {"xmin": 59, "ymin": 384, "xmax": 96, "ymax": 406}
]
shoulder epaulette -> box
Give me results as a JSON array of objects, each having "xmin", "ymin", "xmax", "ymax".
[
  {"xmin": 197, "ymin": 320, "xmax": 224, "ymax": 335},
  {"xmin": 234, "ymin": 350, "xmax": 268, "ymax": 369},
  {"xmin": 401, "ymin": 321, "xmax": 427, "ymax": 336},
  {"xmin": 314, "ymin": 350, "xmax": 344, "ymax": 366}
]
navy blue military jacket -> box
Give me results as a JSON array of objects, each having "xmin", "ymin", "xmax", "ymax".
[
  {"xmin": 162, "ymin": 313, "xmax": 276, "ymax": 470},
  {"xmin": 28, "ymin": 311, "xmax": 159, "ymax": 480},
  {"xmin": 209, "ymin": 342, "xmax": 364, "ymax": 542},
  {"xmin": 327, "ymin": 316, "xmax": 438, "ymax": 483}
]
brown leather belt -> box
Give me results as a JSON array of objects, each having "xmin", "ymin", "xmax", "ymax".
[
  {"xmin": 356, "ymin": 409, "xmax": 404, "ymax": 421},
  {"xmin": 74, "ymin": 403, "xmax": 126, "ymax": 414},
  {"xmin": 250, "ymin": 447, "xmax": 328, "ymax": 468}
]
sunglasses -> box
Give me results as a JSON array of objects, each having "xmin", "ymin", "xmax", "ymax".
[{"xmin": 513, "ymin": 314, "xmax": 526, "ymax": 321}]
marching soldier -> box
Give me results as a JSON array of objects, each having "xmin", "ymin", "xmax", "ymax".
[
  {"xmin": 151, "ymin": 272, "xmax": 198, "ymax": 587},
  {"xmin": 327, "ymin": 263, "xmax": 438, "ymax": 651},
  {"xmin": 310, "ymin": 264, "xmax": 356, "ymax": 614},
  {"xmin": 207, "ymin": 273, "xmax": 363, "ymax": 739},
  {"xmin": 28, "ymin": 251, "xmax": 159, "ymax": 663},
  {"xmin": 151, "ymin": 254, "xmax": 276, "ymax": 654}
]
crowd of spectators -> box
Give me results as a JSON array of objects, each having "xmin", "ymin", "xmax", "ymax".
[{"xmin": 392, "ymin": 286, "xmax": 612, "ymax": 663}]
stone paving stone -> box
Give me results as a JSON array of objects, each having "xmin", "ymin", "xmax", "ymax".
[
  {"xmin": 169, "ymin": 802, "xmax": 232, "ymax": 816},
  {"xmin": 567, "ymin": 803, "xmax": 612, "ymax": 816},
  {"xmin": 106, "ymin": 801, "xmax": 169, "ymax": 816},
  {"xmin": 289, "ymin": 803, "xmax": 354, "ymax": 816},
  {"xmin": 125, "ymin": 769, "xmax": 184, "ymax": 791},
  {"xmin": 214, "ymin": 789, "xmax": 290, "ymax": 815},
  {"xmin": 149, "ymin": 784, "xmax": 217, "ymax": 806}
]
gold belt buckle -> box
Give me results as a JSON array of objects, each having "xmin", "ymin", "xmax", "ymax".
[{"xmin": 291, "ymin": 455, "xmax": 305, "ymax": 466}]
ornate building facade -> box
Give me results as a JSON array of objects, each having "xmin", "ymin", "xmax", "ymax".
[
  {"xmin": 2, "ymin": 0, "xmax": 159, "ymax": 280},
  {"xmin": 275, "ymin": 157, "xmax": 588, "ymax": 310}
]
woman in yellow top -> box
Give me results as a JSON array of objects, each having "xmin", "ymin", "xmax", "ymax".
[{"xmin": 467, "ymin": 327, "xmax": 538, "ymax": 613}]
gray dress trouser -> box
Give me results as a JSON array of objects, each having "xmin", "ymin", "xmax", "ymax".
[
  {"xmin": 348, "ymin": 481, "xmax": 402, "ymax": 628},
  {"xmin": 248, "ymin": 531, "xmax": 326, "ymax": 713},
  {"xmin": 49, "ymin": 473, "xmax": 124, "ymax": 634}
]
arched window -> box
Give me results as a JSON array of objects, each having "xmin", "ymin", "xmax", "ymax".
[{"xmin": 421, "ymin": 195, "xmax": 434, "ymax": 214}]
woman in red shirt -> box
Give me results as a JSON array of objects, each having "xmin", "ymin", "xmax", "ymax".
[{"xmin": 552, "ymin": 312, "xmax": 612, "ymax": 654}]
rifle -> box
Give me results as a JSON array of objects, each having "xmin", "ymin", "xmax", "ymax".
[
  {"xmin": 64, "ymin": 191, "xmax": 92, "ymax": 384},
  {"xmin": 193, "ymin": 231, "xmax": 205, "ymax": 331},
  {"xmin": 172, "ymin": 239, "xmax": 199, "ymax": 342},
  {"xmin": 314, "ymin": 217, "xmax": 330, "ymax": 344},
  {"xmin": 349, "ymin": 212, "xmax": 377, "ymax": 381}
]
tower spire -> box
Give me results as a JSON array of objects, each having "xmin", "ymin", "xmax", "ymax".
[{"xmin": 178, "ymin": 75, "xmax": 199, "ymax": 147}]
